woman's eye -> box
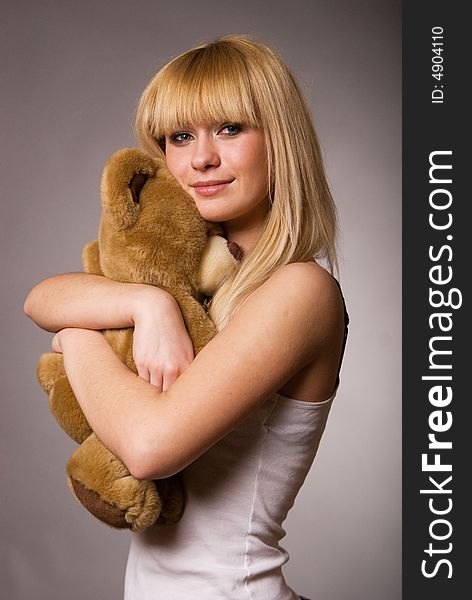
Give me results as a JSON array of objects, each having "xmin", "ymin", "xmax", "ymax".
[
  {"xmin": 220, "ymin": 123, "xmax": 243, "ymax": 136},
  {"xmin": 169, "ymin": 132, "xmax": 193, "ymax": 144}
]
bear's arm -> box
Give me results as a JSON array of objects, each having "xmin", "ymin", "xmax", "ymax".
[{"xmin": 82, "ymin": 240, "xmax": 103, "ymax": 275}]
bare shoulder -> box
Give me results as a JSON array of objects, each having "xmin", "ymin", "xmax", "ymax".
[
  {"xmin": 251, "ymin": 262, "xmax": 344, "ymax": 325},
  {"xmin": 268, "ymin": 261, "xmax": 341, "ymax": 298},
  {"xmin": 235, "ymin": 261, "xmax": 345, "ymax": 359},
  {"xmin": 227, "ymin": 261, "xmax": 346, "ymax": 402}
]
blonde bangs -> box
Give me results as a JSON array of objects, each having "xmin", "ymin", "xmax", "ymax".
[{"xmin": 138, "ymin": 45, "xmax": 260, "ymax": 151}]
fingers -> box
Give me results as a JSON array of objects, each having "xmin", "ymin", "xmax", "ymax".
[
  {"xmin": 162, "ymin": 366, "xmax": 181, "ymax": 393},
  {"xmin": 51, "ymin": 332, "xmax": 62, "ymax": 353},
  {"xmin": 136, "ymin": 365, "xmax": 150, "ymax": 383},
  {"xmin": 137, "ymin": 365, "xmax": 164, "ymax": 393},
  {"xmin": 149, "ymin": 371, "xmax": 164, "ymax": 392},
  {"xmin": 133, "ymin": 331, "xmax": 194, "ymax": 392},
  {"xmin": 136, "ymin": 362, "xmax": 189, "ymax": 392},
  {"xmin": 131, "ymin": 299, "xmax": 195, "ymax": 393}
]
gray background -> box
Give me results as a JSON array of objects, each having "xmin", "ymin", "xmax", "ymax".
[{"xmin": 1, "ymin": 1, "xmax": 401, "ymax": 598}]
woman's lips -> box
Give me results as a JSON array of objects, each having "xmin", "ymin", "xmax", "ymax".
[{"xmin": 191, "ymin": 180, "xmax": 233, "ymax": 197}]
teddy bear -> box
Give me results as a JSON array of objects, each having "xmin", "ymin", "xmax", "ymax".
[{"xmin": 36, "ymin": 147, "xmax": 241, "ymax": 532}]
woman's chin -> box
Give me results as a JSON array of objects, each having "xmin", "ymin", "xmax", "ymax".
[{"xmin": 193, "ymin": 201, "xmax": 233, "ymax": 223}]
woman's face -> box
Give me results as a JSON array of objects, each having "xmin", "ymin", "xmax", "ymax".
[{"xmin": 164, "ymin": 122, "xmax": 270, "ymax": 240}]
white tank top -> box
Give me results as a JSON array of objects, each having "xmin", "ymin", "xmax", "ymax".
[{"xmin": 124, "ymin": 391, "xmax": 335, "ymax": 600}]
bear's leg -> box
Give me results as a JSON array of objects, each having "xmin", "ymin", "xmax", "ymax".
[
  {"xmin": 37, "ymin": 351, "xmax": 92, "ymax": 443},
  {"xmin": 66, "ymin": 434, "xmax": 181, "ymax": 532},
  {"xmin": 37, "ymin": 352, "xmax": 66, "ymax": 393},
  {"xmin": 49, "ymin": 376, "xmax": 92, "ymax": 443}
]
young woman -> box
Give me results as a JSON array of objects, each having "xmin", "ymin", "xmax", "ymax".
[{"xmin": 24, "ymin": 35, "xmax": 348, "ymax": 600}]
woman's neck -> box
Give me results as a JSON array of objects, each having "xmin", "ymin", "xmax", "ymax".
[
  {"xmin": 223, "ymin": 223, "xmax": 262, "ymax": 255},
  {"xmin": 222, "ymin": 198, "xmax": 270, "ymax": 254}
]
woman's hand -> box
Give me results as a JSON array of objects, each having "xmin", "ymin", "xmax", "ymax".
[
  {"xmin": 51, "ymin": 331, "xmax": 63, "ymax": 353},
  {"xmin": 131, "ymin": 288, "xmax": 194, "ymax": 392},
  {"xmin": 28, "ymin": 273, "xmax": 194, "ymax": 392},
  {"xmin": 52, "ymin": 327, "xmax": 102, "ymax": 353},
  {"xmin": 49, "ymin": 288, "xmax": 195, "ymax": 392}
]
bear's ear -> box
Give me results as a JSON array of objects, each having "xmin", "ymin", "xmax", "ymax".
[
  {"xmin": 129, "ymin": 172, "xmax": 148, "ymax": 205},
  {"xmin": 101, "ymin": 148, "xmax": 157, "ymax": 230}
]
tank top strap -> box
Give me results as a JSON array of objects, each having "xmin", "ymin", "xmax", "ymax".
[{"xmin": 331, "ymin": 275, "xmax": 349, "ymax": 387}]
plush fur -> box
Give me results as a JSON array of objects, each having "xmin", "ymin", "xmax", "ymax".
[{"xmin": 37, "ymin": 147, "xmax": 239, "ymax": 532}]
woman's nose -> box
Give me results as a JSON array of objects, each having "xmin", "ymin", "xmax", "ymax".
[{"xmin": 191, "ymin": 135, "xmax": 221, "ymax": 170}]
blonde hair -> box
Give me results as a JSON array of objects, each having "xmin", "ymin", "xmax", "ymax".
[{"xmin": 135, "ymin": 35, "xmax": 338, "ymax": 329}]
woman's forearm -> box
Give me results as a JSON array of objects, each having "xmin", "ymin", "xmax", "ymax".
[
  {"xmin": 56, "ymin": 328, "xmax": 166, "ymax": 477},
  {"xmin": 25, "ymin": 272, "xmax": 195, "ymax": 393},
  {"xmin": 23, "ymin": 273, "xmax": 174, "ymax": 333}
]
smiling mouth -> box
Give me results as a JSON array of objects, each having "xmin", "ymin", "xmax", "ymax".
[{"xmin": 191, "ymin": 180, "xmax": 233, "ymax": 197}]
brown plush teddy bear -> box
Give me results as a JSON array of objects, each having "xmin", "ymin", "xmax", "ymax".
[{"xmin": 37, "ymin": 147, "xmax": 241, "ymax": 532}]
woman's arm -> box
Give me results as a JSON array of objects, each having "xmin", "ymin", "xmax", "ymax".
[
  {"xmin": 53, "ymin": 263, "xmax": 345, "ymax": 480},
  {"xmin": 24, "ymin": 272, "xmax": 168, "ymax": 332},
  {"xmin": 24, "ymin": 273, "xmax": 194, "ymax": 390}
]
